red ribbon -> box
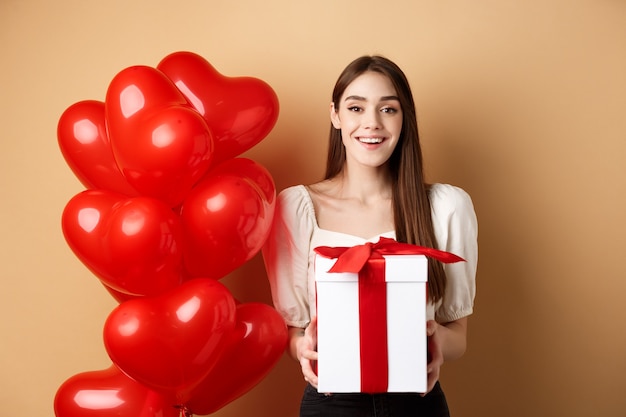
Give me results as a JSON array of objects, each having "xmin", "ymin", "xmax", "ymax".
[{"xmin": 314, "ymin": 237, "xmax": 464, "ymax": 393}]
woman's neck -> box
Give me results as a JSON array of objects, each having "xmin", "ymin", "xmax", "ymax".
[{"xmin": 331, "ymin": 165, "xmax": 392, "ymax": 203}]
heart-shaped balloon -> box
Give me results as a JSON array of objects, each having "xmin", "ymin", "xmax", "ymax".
[
  {"xmin": 105, "ymin": 65, "xmax": 214, "ymax": 207},
  {"xmin": 57, "ymin": 100, "xmax": 138, "ymax": 196},
  {"xmin": 157, "ymin": 51, "xmax": 279, "ymax": 165},
  {"xmin": 62, "ymin": 190, "xmax": 184, "ymax": 297},
  {"xmin": 103, "ymin": 282, "xmax": 141, "ymax": 303},
  {"xmin": 103, "ymin": 278, "xmax": 237, "ymax": 403},
  {"xmin": 185, "ymin": 302, "xmax": 287, "ymax": 415},
  {"xmin": 180, "ymin": 158, "xmax": 276, "ymax": 279},
  {"xmin": 54, "ymin": 365, "xmax": 179, "ymax": 417}
]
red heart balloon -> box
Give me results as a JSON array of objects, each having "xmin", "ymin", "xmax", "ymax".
[
  {"xmin": 62, "ymin": 190, "xmax": 184, "ymax": 297},
  {"xmin": 57, "ymin": 100, "xmax": 138, "ymax": 196},
  {"xmin": 103, "ymin": 278, "xmax": 237, "ymax": 403},
  {"xmin": 180, "ymin": 158, "xmax": 276, "ymax": 279},
  {"xmin": 157, "ymin": 51, "xmax": 279, "ymax": 165},
  {"xmin": 103, "ymin": 283, "xmax": 140, "ymax": 303},
  {"xmin": 186, "ymin": 302, "xmax": 287, "ymax": 415},
  {"xmin": 105, "ymin": 65, "xmax": 214, "ymax": 207},
  {"xmin": 54, "ymin": 365, "xmax": 179, "ymax": 417}
]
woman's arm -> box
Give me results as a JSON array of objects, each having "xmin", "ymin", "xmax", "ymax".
[
  {"xmin": 437, "ymin": 316, "xmax": 469, "ymax": 361},
  {"xmin": 425, "ymin": 316, "xmax": 468, "ymax": 394}
]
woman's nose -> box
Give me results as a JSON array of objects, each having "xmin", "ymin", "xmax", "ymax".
[{"xmin": 362, "ymin": 109, "xmax": 382, "ymax": 128}]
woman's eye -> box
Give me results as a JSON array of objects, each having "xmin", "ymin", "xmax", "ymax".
[
  {"xmin": 347, "ymin": 106, "xmax": 362, "ymax": 112},
  {"xmin": 381, "ymin": 107, "xmax": 398, "ymax": 114}
]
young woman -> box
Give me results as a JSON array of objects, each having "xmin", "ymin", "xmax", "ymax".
[{"xmin": 263, "ymin": 55, "xmax": 478, "ymax": 417}]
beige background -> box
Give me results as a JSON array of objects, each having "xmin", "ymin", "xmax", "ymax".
[{"xmin": 2, "ymin": 1, "xmax": 626, "ymax": 416}]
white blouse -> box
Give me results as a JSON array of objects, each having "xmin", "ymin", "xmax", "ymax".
[{"xmin": 262, "ymin": 183, "xmax": 478, "ymax": 328}]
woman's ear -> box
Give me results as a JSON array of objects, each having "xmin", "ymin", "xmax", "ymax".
[{"xmin": 330, "ymin": 102, "xmax": 341, "ymax": 129}]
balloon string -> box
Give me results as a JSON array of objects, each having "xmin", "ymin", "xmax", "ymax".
[{"xmin": 175, "ymin": 404, "xmax": 193, "ymax": 417}]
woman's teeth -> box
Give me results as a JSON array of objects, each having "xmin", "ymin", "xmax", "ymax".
[{"xmin": 358, "ymin": 137, "xmax": 383, "ymax": 144}]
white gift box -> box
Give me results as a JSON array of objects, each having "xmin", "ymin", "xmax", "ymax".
[{"xmin": 315, "ymin": 253, "xmax": 428, "ymax": 393}]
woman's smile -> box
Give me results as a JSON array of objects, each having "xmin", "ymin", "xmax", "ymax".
[{"xmin": 357, "ymin": 136, "xmax": 385, "ymax": 144}]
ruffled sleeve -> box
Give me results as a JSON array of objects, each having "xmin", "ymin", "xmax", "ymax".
[
  {"xmin": 262, "ymin": 185, "xmax": 316, "ymax": 328},
  {"xmin": 430, "ymin": 184, "xmax": 479, "ymax": 323}
]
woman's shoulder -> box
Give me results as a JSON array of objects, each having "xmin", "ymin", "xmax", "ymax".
[
  {"xmin": 276, "ymin": 184, "xmax": 316, "ymax": 217},
  {"xmin": 273, "ymin": 184, "xmax": 319, "ymax": 239},
  {"xmin": 429, "ymin": 183, "xmax": 475, "ymax": 217},
  {"xmin": 280, "ymin": 180, "xmax": 339, "ymax": 211},
  {"xmin": 277, "ymin": 184, "xmax": 308, "ymax": 200}
]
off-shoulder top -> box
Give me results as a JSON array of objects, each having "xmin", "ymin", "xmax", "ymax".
[{"xmin": 262, "ymin": 183, "xmax": 478, "ymax": 327}]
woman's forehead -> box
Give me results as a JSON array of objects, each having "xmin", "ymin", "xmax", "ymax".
[{"xmin": 341, "ymin": 72, "xmax": 398, "ymax": 101}]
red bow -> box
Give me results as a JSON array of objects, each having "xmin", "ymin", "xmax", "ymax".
[{"xmin": 314, "ymin": 236, "xmax": 465, "ymax": 274}]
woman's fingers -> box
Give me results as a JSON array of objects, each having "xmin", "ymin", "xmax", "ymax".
[
  {"xmin": 299, "ymin": 317, "xmax": 319, "ymax": 387},
  {"xmin": 300, "ymin": 348, "xmax": 319, "ymax": 387}
]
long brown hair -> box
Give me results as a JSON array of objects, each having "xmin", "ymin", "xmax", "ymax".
[{"xmin": 324, "ymin": 55, "xmax": 447, "ymax": 301}]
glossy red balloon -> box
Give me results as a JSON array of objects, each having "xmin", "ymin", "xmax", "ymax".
[
  {"xmin": 157, "ymin": 51, "xmax": 279, "ymax": 165},
  {"xmin": 62, "ymin": 190, "xmax": 184, "ymax": 297},
  {"xmin": 102, "ymin": 283, "xmax": 140, "ymax": 303},
  {"xmin": 103, "ymin": 278, "xmax": 237, "ymax": 403},
  {"xmin": 186, "ymin": 302, "xmax": 288, "ymax": 415},
  {"xmin": 54, "ymin": 365, "xmax": 179, "ymax": 417},
  {"xmin": 180, "ymin": 158, "xmax": 276, "ymax": 279},
  {"xmin": 105, "ymin": 65, "xmax": 214, "ymax": 207},
  {"xmin": 57, "ymin": 100, "xmax": 138, "ymax": 196},
  {"xmin": 61, "ymin": 189, "xmax": 125, "ymax": 282}
]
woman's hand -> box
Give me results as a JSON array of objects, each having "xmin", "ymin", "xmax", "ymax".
[
  {"xmin": 424, "ymin": 319, "xmax": 444, "ymax": 395},
  {"xmin": 292, "ymin": 316, "xmax": 319, "ymax": 388}
]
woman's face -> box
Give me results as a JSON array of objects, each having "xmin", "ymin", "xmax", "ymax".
[{"xmin": 330, "ymin": 71, "xmax": 403, "ymax": 170}]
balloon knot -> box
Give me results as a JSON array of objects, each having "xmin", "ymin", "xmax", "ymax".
[{"xmin": 175, "ymin": 404, "xmax": 193, "ymax": 417}]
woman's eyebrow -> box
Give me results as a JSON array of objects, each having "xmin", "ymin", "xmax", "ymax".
[
  {"xmin": 344, "ymin": 95, "xmax": 366, "ymax": 101},
  {"xmin": 344, "ymin": 95, "xmax": 400, "ymax": 102}
]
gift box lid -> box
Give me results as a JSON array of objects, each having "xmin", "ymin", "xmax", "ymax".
[{"xmin": 315, "ymin": 254, "xmax": 428, "ymax": 283}]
